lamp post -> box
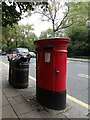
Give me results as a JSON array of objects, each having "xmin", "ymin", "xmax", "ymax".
[
  {"xmin": 22, "ymin": 29, "xmax": 28, "ymax": 47},
  {"xmin": 14, "ymin": 31, "xmax": 18, "ymax": 48},
  {"xmin": 22, "ymin": 30, "xmax": 25, "ymax": 47}
]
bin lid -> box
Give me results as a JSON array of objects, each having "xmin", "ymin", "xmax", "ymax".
[{"xmin": 34, "ymin": 37, "xmax": 70, "ymax": 46}]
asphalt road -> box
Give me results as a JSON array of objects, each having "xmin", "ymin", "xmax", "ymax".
[
  {"xmin": 0, "ymin": 55, "xmax": 89, "ymax": 106},
  {"xmin": 67, "ymin": 60, "xmax": 88, "ymax": 104}
]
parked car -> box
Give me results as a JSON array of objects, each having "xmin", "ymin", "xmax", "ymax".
[
  {"xmin": 0, "ymin": 50, "xmax": 2, "ymax": 55},
  {"xmin": 0, "ymin": 50, "xmax": 6, "ymax": 55},
  {"xmin": 7, "ymin": 48, "xmax": 31, "ymax": 61},
  {"xmin": 29, "ymin": 52, "xmax": 36, "ymax": 58},
  {"xmin": 1, "ymin": 51, "xmax": 6, "ymax": 55}
]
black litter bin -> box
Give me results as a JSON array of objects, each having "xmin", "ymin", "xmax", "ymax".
[{"xmin": 9, "ymin": 56, "xmax": 29, "ymax": 89}]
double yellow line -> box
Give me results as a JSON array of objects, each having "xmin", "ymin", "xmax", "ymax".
[
  {"xmin": 0, "ymin": 60, "xmax": 90, "ymax": 110},
  {"xmin": 67, "ymin": 94, "xmax": 90, "ymax": 109},
  {"xmin": 0, "ymin": 61, "xmax": 9, "ymax": 66}
]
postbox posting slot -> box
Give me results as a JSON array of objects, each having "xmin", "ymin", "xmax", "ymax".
[
  {"xmin": 36, "ymin": 48, "xmax": 39, "ymax": 51},
  {"xmin": 43, "ymin": 46, "xmax": 53, "ymax": 50}
]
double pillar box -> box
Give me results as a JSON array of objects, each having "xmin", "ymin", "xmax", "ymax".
[{"xmin": 34, "ymin": 37, "xmax": 70, "ymax": 110}]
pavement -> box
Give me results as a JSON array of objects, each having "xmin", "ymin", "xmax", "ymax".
[
  {"xmin": 67, "ymin": 58, "xmax": 89, "ymax": 62},
  {"xmin": 0, "ymin": 58, "xmax": 90, "ymax": 119}
]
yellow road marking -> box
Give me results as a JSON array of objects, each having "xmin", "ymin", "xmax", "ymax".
[
  {"xmin": 29, "ymin": 75, "xmax": 36, "ymax": 81},
  {"xmin": 0, "ymin": 61, "xmax": 8, "ymax": 66},
  {"xmin": 0, "ymin": 60, "xmax": 90, "ymax": 110},
  {"xmin": 67, "ymin": 94, "xmax": 90, "ymax": 109}
]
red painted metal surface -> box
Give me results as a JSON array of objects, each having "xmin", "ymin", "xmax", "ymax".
[{"xmin": 34, "ymin": 38, "xmax": 70, "ymax": 92}]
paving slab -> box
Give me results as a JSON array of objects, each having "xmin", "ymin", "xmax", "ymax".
[
  {"xmin": 36, "ymin": 110, "xmax": 53, "ymax": 118},
  {"xmin": 0, "ymin": 89, "xmax": 2, "ymax": 107},
  {"xmin": 7, "ymin": 95, "xmax": 26, "ymax": 106},
  {"xmin": 17, "ymin": 88, "xmax": 36, "ymax": 101},
  {"xmin": 39, "ymin": 109, "xmax": 67, "ymax": 118},
  {"xmin": 44, "ymin": 103, "xmax": 72, "ymax": 119},
  {"xmin": 62, "ymin": 107, "xmax": 88, "ymax": 119},
  {"xmin": 67, "ymin": 98, "xmax": 88, "ymax": 117},
  {"xmin": 20, "ymin": 95, "xmax": 68, "ymax": 118},
  {"xmin": 3, "ymin": 85, "xmax": 19, "ymax": 98},
  {"xmin": 2, "ymin": 93, "xmax": 9, "ymax": 107},
  {"xmin": 0, "ymin": 106, "xmax": 2, "ymax": 120},
  {"xmin": 19, "ymin": 110, "xmax": 44, "ymax": 119},
  {"xmin": 25, "ymin": 96, "xmax": 43, "ymax": 111},
  {"xmin": 2, "ymin": 105, "xmax": 18, "ymax": 118},
  {"xmin": 12, "ymin": 102, "xmax": 33, "ymax": 116}
]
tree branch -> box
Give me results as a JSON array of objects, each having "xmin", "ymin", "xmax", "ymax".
[
  {"xmin": 48, "ymin": 6, "xmax": 53, "ymax": 20},
  {"xmin": 35, "ymin": 10, "xmax": 51, "ymax": 20},
  {"xmin": 61, "ymin": 20, "xmax": 82, "ymax": 29},
  {"xmin": 55, "ymin": 3, "xmax": 70, "ymax": 32}
]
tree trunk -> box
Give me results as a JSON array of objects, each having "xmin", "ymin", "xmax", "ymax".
[{"xmin": 52, "ymin": 20, "xmax": 56, "ymax": 37}]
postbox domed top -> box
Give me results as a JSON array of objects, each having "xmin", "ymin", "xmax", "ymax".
[{"xmin": 34, "ymin": 37, "xmax": 70, "ymax": 46}]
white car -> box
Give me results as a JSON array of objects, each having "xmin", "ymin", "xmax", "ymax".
[
  {"xmin": 7, "ymin": 48, "xmax": 31, "ymax": 61},
  {"xmin": 29, "ymin": 52, "xmax": 36, "ymax": 58},
  {"xmin": 0, "ymin": 50, "xmax": 2, "ymax": 54}
]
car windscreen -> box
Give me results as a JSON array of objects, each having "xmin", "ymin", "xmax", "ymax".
[{"xmin": 17, "ymin": 48, "xmax": 29, "ymax": 53}]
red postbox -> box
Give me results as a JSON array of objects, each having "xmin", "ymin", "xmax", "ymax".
[{"xmin": 34, "ymin": 37, "xmax": 70, "ymax": 110}]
